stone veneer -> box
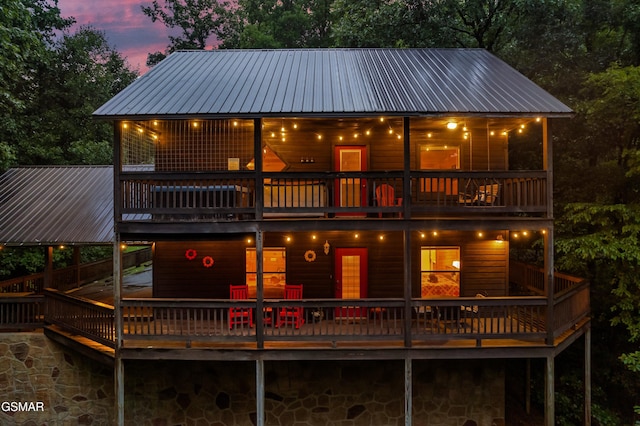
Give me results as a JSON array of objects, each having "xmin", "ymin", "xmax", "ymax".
[
  {"xmin": 0, "ymin": 332, "xmax": 114, "ymax": 425},
  {"xmin": 0, "ymin": 332, "xmax": 505, "ymax": 425}
]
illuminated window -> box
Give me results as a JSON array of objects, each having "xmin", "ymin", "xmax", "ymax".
[
  {"xmin": 420, "ymin": 247, "xmax": 460, "ymax": 298},
  {"xmin": 419, "ymin": 145, "xmax": 460, "ymax": 194},
  {"xmin": 419, "ymin": 145, "xmax": 460, "ymax": 170},
  {"xmin": 246, "ymin": 248, "xmax": 286, "ymax": 298}
]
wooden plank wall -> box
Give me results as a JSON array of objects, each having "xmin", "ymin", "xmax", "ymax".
[
  {"xmin": 411, "ymin": 232, "xmax": 508, "ymax": 297},
  {"xmin": 153, "ymin": 231, "xmax": 508, "ymax": 299}
]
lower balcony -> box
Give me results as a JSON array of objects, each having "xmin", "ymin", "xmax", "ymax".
[{"xmin": 36, "ymin": 263, "xmax": 589, "ymax": 361}]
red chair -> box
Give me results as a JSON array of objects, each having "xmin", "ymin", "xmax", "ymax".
[
  {"xmin": 375, "ymin": 183, "xmax": 402, "ymax": 217},
  {"xmin": 229, "ymin": 284, "xmax": 253, "ymax": 329},
  {"xmin": 277, "ymin": 284, "xmax": 304, "ymax": 329}
]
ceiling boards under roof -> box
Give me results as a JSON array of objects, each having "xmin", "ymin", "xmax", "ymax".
[{"xmin": 93, "ymin": 49, "xmax": 573, "ymax": 119}]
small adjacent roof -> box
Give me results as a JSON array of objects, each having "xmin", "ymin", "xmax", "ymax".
[
  {"xmin": 0, "ymin": 167, "xmax": 114, "ymax": 245},
  {"xmin": 93, "ymin": 48, "xmax": 573, "ymax": 119}
]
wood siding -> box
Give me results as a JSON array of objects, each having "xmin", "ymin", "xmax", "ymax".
[
  {"xmin": 411, "ymin": 232, "xmax": 508, "ymax": 297},
  {"xmin": 153, "ymin": 231, "xmax": 507, "ymax": 299}
]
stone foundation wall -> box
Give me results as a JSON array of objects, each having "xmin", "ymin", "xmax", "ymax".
[
  {"xmin": 0, "ymin": 333, "xmax": 114, "ymax": 425},
  {"xmin": 126, "ymin": 358, "xmax": 504, "ymax": 426},
  {"xmin": 0, "ymin": 333, "xmax": 505, "ymax": 425}
]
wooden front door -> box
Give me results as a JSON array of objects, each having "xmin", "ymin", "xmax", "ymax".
[
  {"xmin": 334, "ymin": 146, "xmax": 367, "ymax": 216},
  {"xmin": 334, "ymin": 248, "xmax": 368, "ymax": 318}
]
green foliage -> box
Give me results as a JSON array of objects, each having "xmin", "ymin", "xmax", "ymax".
[
  {"xmin": 142, "ymin": 0, "xmax": 232, "ymax": 65},
  {"xmin": 0, "ymin": 2, "xmax": 137, "ymax": 169}
]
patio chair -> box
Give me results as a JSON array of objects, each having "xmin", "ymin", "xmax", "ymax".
[
  {"xmin": 458, "ymin": 182, "xmax": 500, "ymax": 206},
  {"xmin": 277, "ymin": 284, "xmax": 304, "ymax": 328},
  {"xmin": 460, "ymin": 292, "xmax": 487, "ymax": 331},
  {"xmin": 375, "ymin": 183, "xmax": 403, "ymax": 217},
  {"xmin": 229, "ymin": 284, "xmax": 253, "ymax": 329}
]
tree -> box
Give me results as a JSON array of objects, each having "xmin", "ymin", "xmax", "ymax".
[
  {"xmin": 222, "ymin": 0, "xmax": 333, "ymax": 48},
  {"xmin": 553, "ymin": 66, "xmax": 640, "ymax": 423},
  {"xmin": 0, "ymin": 0, "xmax": 72, "ymax": 171},
  {"xmin": 141, "ymin": 0, "xmax": 232, "ymax": 66},
  {"xmin": 14, "ymin": 26, "xmax": 138, "ymax": 165}
]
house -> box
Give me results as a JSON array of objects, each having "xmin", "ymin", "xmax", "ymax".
[{"xmin": 2, "ymin": 48, "xmax": 590, "ymax": 425}]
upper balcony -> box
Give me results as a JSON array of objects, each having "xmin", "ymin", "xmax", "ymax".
[{"xmin": 116, "ymin": 117, "xmax": 551, "ymax": 224}]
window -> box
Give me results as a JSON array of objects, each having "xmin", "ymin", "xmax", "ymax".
[
  {"xmin": 419, "ymin": 145, "xmax": 460, "ymax": 170},
  {"xmin": 420, "ymin": 247, "xmax": 460, "ymax": 297},
  {"xmin": 246, "ymin": 248, "xmax": 286, "ymax": 298},
  {"xmin": 419, "ymin": 145, "xmax": 460, "ymax": 194}
]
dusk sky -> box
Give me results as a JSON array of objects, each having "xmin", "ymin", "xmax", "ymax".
[{"xmin": 58, "ymin": 0, "xmax": 175, "ymax": 73}]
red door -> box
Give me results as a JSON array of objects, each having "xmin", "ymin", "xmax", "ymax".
[
  {"xmin": 334, "ymin": 146, "xmax": 367, "ymax": 217},
  {"xmin": 335, "ymin": 248, "xmax": 368, "ymax": 318}
]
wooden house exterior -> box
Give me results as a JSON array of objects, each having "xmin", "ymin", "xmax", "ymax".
[{"xmin": 88, "ymin": 49, "xmax": 590, "ymax": 425}]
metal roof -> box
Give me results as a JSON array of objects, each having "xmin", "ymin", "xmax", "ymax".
[
  {"xmin": 0, "ymin": 167, "xmax": 114, "ymax": 245},
  {"xmin": 93, "ymin": 48, "xmax": 573, "ymax": 119}
]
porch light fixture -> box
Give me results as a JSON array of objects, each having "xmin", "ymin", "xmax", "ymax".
[
  {"xmin": 446, "ymin": 122, "xmax": 458, "ymax": 130},
  {"xmin": 477, "ymin": 232, "xmax": 484, "ymax": 238}
]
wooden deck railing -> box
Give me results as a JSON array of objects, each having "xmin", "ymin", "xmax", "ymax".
[
  {"xmin": 44, "ymin": 289, "xmax": 115, "ymax": 348},
  {"xmin": 118, "ymin": 296, "xmax": 556, "ymax": 348},
  {"xmin": 0, "ymin": 295, "xmax": 45, "ymax": 331},
  {"xmin": 0, "ymin": 248, "xmax": 152, "ymax": 294},
  {"xmin": 509, "ymin": 261, "xmax": 587, "ymax": 296},
  {"xmin": 118, "ymin": 170, "xmax": 548, "ymax": 221}
]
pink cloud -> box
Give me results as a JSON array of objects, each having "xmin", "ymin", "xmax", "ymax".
[{"xmin": 58, "ymin": 0, "xmax": 176, "ymax": 73}]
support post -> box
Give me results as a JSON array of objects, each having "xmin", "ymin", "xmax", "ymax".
[
  {"xmin": 525, "ymin": 359, "xmax": 531, "ymax": 415},
  {"xmin": 404, "ymin": 358, "xmax": 412, "ymax": 426},
  {"xmin": 256, "ymin": 231, "xmax": 264, "ymax": 349},
  {"xmin": 114, "ymin": 237, "xmax": 124, "ymax": 425},
  {"xmin": 43, "ymin": 246, "xmax": 53, "ymax": 289},
  {"xmin": 254, "ymin": 118, "xmax": 263, "ymax": 221},
  {"xmin": 585, "ymin": 327, "xmax": 592, "ymax": 425},
  {"xmin": 73, "ymin": 246, "xmax": 81, "ymax": 288},
  {"xmin": 256, "ymin": 359, "xmax": 265, "ymax": 426},
  {"xmin": 545, "ymin": 355, "xmax": 555, "ymax": 426},
  {"xmin": 403, "ymin": 230, "xmax": 412, "ymax": 348}
]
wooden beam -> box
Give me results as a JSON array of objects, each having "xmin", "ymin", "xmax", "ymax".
[
  {"xmin": 585, "ymin": 327, "xmax": 591, "ymax": 425},
  {"xmin": 114, "ymin": 236, "xmax": 124, "ymax": 426},
  {"xmin": 545, "ymin": 355, "xmax": 555, "ymax": 426},
  {"xmin": 44, "ymin": 246, "xmax": 53, "ymax": 289},
  {"xmin": 403, "ymin": 230, "xmax": 412, "ymax": 348},
  {"xmin": 525, "ymin": 359, "xmax": 531, "ymax": 414},
  {"xmin": 256, "ymin": 359, "xmax": 265, "ymax": 426},
  {"xmin": 404, "ymin": 357, "xmax": 412, "ymax": 426},
  {"xmin": 256, "ymin": 231, "xmax": 264, "ymax": 349},
  {"xmin": 544, "ymin": 230, "xmax": 555, "ymax": 346}
]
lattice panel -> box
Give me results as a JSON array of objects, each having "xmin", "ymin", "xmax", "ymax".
[
  {"xmin": 120, "ymin": 119, "xmax": 255, "ymax": 171},
  {"xmin": 121, "ymin": 122, "xmax": 156, "ymax": 169}
]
